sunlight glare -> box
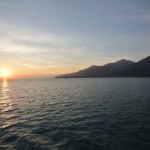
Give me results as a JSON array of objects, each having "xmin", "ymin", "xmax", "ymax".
[{"xmin": 1, "ymin": 69, "xmax": 10, "ymax": 78}]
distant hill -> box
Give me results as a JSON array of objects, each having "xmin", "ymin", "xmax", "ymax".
[{"xmin": 56, "ymin": 56, "xmax": 150, "ymax": 78}]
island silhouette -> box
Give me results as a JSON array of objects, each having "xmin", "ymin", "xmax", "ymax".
[{"xmin": 56, "ymin": 56, "xmax": 150, "ymax": 78}]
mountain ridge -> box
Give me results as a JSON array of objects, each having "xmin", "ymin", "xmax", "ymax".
[{"xmin": 56, "ymin": 56, "xmax": 150, "ymax": 78}]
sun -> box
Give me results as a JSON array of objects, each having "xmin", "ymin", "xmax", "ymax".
[{"xmin": 1, "ymin": 69, "xmax": 10, "ymax": 78}]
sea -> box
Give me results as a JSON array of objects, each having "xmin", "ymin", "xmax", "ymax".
[{"xmin": 0, "ymin": 78, "xmax": 150, "ymax": 150}]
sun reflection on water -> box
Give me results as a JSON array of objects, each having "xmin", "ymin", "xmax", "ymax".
[
  {"xmin": 0, "ymin": 79, "xmax": 12, "ymax": 111},
  {"xmin": 0, "ymin": 79, "xmax": 17, "ymax": 129}
]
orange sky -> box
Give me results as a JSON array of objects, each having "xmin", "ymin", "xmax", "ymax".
[{"xmin": 0, "ymin": 67, "xmax": 81, "ymax": 79}]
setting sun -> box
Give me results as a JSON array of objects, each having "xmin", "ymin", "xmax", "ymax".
[{"xmin": 1, "ymin": 69, "xmax": 10, "ymax": 78}]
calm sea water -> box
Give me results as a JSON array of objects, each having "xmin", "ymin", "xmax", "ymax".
[{"xmin": 0, "ymin": 78, "xmax": 150, "ymax": 150}]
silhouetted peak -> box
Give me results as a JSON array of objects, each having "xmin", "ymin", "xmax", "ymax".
[
  {"xmin": 145, "ymin": 56, "xmax": 150, "ymax": 60},
  {"xmin": 137, "ymin": 56, "xmax": 150, "ymax": 65},
  {"xmin": 56, "ymin": 56, "xmax": 150, "ymax": 78},
  {"xmin": 104, "ymin": 59, "xmax": 135, "ymax": 68},
  {"xmin": 146, "ymin": 56, "xmax": 150, "ymax": 61},
  {"xmin": 142, "ymin": 56, "xmax": 150, "ymax": 60},
  {"xmin": 119, "ymin": 59, "xmax": 126, "ymax": 61},
  {"xmin": 116, "ymin": 59, "xmax": 134, "ymax": 64},
  {"xmin": 89, "ymin": 65, "xmax": 98, "ymax": 68}
]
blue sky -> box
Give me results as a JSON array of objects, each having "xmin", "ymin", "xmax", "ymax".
[{"xmin": 0, "ymin": 0, "xmax": 150, "ymax": 77}]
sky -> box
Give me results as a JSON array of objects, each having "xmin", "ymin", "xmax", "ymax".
[{"xmin": 0, "ymin": 0, "xmax": 150, "ymax": 78}]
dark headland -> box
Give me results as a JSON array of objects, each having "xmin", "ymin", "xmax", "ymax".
[{"xmin": 56, "ymin": 56, "xmax": 150, "ymax": 78}]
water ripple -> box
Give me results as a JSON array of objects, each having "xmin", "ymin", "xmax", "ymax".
[{"xmin": 0, "ymin": 78, "xmax": 150, "ymax": 150}]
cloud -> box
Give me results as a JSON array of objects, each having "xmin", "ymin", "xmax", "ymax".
[
  {"xmin": 0, "ymin": 0, "xmax": 150, "ymax": 76},
  {"xmin": 0, "ymin": 21, "xmax": 112, "ymax": 71}
]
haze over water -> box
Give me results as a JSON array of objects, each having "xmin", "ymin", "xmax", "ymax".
[{"xmin": 0, "ymin": 78, "xmax": 150, "ymax": 150}]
